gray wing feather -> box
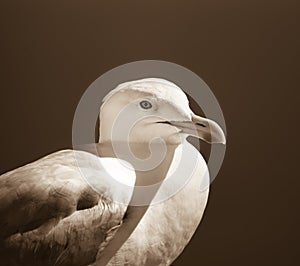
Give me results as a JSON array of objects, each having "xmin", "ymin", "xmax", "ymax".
[{"xmin": 0, "ymin": 150, "xmax": 135, "ymax": 266}]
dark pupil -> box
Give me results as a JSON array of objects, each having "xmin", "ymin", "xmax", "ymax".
[{"xmin": 140, "ymin": 101, "xmax": 152, "ymax": 109}]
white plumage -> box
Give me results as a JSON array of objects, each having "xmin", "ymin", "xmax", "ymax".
[{"xmin": 0, "ymin": 78, "xmax": 225, "ymax": 266}]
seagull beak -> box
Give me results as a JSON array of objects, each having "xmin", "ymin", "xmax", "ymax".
[{"xmin": 168, "ymin": 113, "xmax": 226, "ymax": 144}]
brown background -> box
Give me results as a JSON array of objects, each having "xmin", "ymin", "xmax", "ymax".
[{"xmin": 0, "ymin": 1, "xmax": 299, "ymax": 265}]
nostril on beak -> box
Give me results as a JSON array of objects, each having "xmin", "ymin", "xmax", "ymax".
[{"xmin": 157, "ymin": 121, "xmax": 172, "ymax": 125}]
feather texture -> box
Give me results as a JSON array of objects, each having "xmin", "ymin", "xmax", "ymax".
[{"xmin": 0, "ymin": 150, "xmax": 135, "ymax": 266}]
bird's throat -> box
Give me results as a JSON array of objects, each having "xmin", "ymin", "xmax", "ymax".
[{"xmin": 97, "ymin": 141, "xmax": 178, "ymax": 186}]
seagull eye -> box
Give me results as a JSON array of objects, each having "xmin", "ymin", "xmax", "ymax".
[{"xmin": 139, "ymin": 100, "xmax": 152, "ymax": 110}]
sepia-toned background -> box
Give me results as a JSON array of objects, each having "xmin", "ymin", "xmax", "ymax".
[{"xmin": 0, "ymin": 1, "xmax": 299, "ymax": 265}]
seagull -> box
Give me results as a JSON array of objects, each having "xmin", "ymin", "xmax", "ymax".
[{"xmin": 0, "ymin": 78, "xmax": 225, "ymax": 266}]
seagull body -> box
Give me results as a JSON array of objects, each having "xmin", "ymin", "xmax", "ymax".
[{"xmin": 0, "ymin": 78, "xmax": 225, "ymax": 265}]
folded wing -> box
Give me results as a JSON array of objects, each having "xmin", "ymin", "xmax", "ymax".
[{"xmin": 0, "ymin": 150, "xmax": 135, "ymax": 266}]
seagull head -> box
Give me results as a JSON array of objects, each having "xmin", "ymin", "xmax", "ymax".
[{"xmin": 99, "ymin": 78, "xmax": 225, "ymax": 145}]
